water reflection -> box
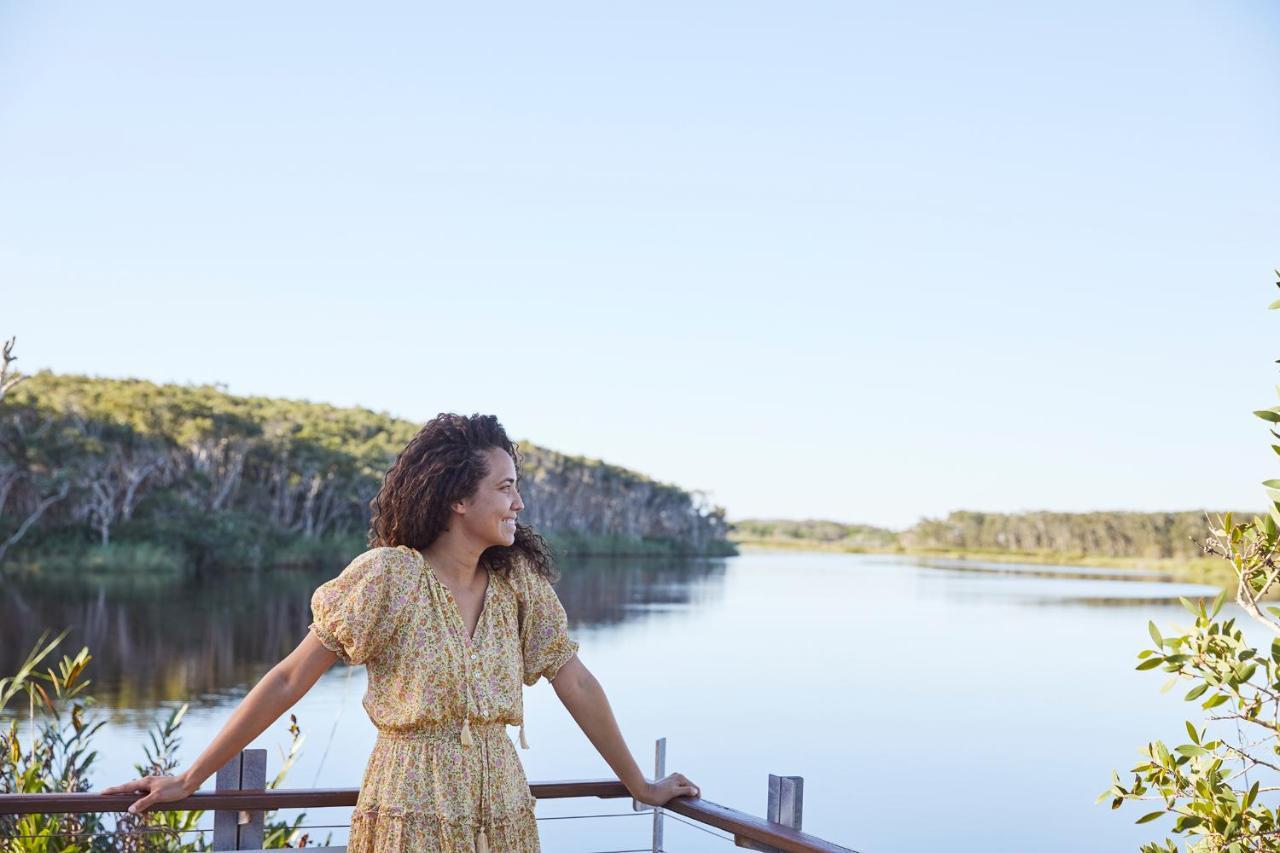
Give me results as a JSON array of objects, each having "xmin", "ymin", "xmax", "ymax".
[
  {"xmin": 907, "ymin": 555, "xmax": 1183, "ymax": 582},
  {"xmin": 906, "ymin": 557, "xmax": 1222, "ymax": 608},
  {"xmin": 0, "ymin": 550, "xmax": 1242, "ymax": 851},
  {"xmin": 0, "ymin": 556, "xmax": 729, "ymax": 708}
]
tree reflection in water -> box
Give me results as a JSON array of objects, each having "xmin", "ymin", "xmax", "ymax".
[{"xmin": 0, "ymin": 556, "xmax": 728, "ymax": 710}]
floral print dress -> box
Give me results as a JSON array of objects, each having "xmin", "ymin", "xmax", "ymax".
[{"xmin": 308, "ymin": 544, "xmax": 580, "ymax": 853}]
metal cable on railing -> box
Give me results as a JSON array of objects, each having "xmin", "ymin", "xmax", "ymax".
[
  {"xmin": 663, "ymin": 809, "xmax": 737, "ymax": 843},
  {"xmin": 537, "ymin": 809, "xmax": 651, "ymax": 821},
  {"xmin": 0, "ymin": 736, "xmax": 856, "ymax": 852}
]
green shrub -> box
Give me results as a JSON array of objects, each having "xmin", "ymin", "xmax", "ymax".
[
  {"xmin": 0, "ymin": 632, "xmax": 327, "ymax": 850},
  {"xmin": 1102, "ymin": 274, "xmax": 1280, "ymax": 852}
]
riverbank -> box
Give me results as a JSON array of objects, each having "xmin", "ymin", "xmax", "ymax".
[
  {"xmin": 0, "ymin": 372, "xmax": 733, "ymax": 577},
  {"xmin": 730, "ymin": 536, "xmax": 1233, "ymax": 587},
  {"xmin": 2, "ymin": 531, "xmax": 737, "ymax": 578}
]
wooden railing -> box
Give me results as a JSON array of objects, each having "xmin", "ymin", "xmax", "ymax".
[{"xmin": 0, "ymin": 738, "xmax": 857, "ymax": 853}]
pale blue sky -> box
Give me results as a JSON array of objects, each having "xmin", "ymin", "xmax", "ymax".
[{"xmin": 2, "ymin": 2, "xmax": 1277, "ymax": 528}]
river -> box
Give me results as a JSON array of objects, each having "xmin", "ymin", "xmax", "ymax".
[{"xmin": 0, "ymin": 548, "xmax": 1227, "ymax": 851}]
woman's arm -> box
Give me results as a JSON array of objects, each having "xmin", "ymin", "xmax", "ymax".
[
  {"xmin": 551, "ymin": 655, "xmax": 701, "ymax": 805},
  {"xmin": 98, "ymin": 632, "xmax": 339, "ymax": 813}
]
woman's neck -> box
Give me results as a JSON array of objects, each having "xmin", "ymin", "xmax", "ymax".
[{"xmin": 420, "ymin": 535, "xmax": 486, "ymax": 588}]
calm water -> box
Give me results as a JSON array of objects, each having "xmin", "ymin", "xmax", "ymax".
[{"xmin": 1, "ymin": 550, "xmax": 1229, "ymax": 852}]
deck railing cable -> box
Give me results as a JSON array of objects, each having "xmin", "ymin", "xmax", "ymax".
[{"xmin": 0, "ymin": 737, "xmax": 858, "ymax": 853}]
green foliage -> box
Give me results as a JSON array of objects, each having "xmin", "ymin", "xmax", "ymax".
[
  {"xmin": 731, "ymin": 511, "xmax": 1262, "ymax": 566},
  {"xmin": 903, "ymin": 510, "xmax": 1258, "ymax": 561},
  {"xmin": 0, "ymin": 633, "xmax": 327, "ymax": 850},
  {"xmin": 728, "ymin": 518, "xmax": 897, "ymax": 549},
  {"xmin": 0, "ymin": 372, "xmax": 732, "ymax": 574},
  {"xmin": 1102, "ymin": 274, "xmax": 1280, "ymax": 852}
]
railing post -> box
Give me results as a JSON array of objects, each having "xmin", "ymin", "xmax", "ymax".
[
  {"xmin": 211, "ymin": 748, "xmax": 267, "ymax": 850},
  {"xmin": 631, "ymin": 736, "xmax": 666, "ymax": 853},
  {"xmin": 735, "ymin": 773, "xmax": 804, "ymax": 852}
]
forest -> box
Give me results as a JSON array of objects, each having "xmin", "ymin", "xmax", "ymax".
[
  {"xmin": 731, "ymin": 510, "xmax": 1254, "ymax": 562},
  {"xmin": 0, "ymin": 359, "xmax": 734, "ymax": 574}
]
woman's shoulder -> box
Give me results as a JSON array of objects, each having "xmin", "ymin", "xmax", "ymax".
[
  {"xmin": 336, "ymin": 545, "xmax": 422, "ymax": 580},
  {"xmin": 506, "ymin": 553, "xmax": 563, "ymax": 603}
]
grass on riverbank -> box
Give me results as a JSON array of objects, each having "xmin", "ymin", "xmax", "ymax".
[
  {"xmin": 730, "ymin": 535, "xmax": 1233, "ymax": 587},
  {"xmin": 2, "ymin": 530, "xmax": 738, "ymax": 577}
]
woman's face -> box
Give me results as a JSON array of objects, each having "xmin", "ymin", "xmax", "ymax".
[{"xmin": 458, "ymin": 447, "xmax": 524, "ymax": 547}]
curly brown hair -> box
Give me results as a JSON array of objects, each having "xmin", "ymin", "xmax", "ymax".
[{"xmin": 367, "ymin": 413, "xmax": 558, "ymax": 582}]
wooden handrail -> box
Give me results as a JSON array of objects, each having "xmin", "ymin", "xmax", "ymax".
[{"xmin": 0, "ymin": 778, "xmax": 855, "ymax": 853}]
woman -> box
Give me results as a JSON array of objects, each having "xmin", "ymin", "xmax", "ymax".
[{"xmin": 100, "ymin": 413, "xmax": 701, "ymax": 852}]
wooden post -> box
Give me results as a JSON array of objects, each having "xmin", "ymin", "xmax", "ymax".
[
  {"xmin": 735, "ymin": 774, "xmax": 804, "ymax": 852},
  {"xmin": 212, "ymin": 752, "xmax": 241, "ymax": 850},
  {"xmin": 631, "ymin": 736, "xmax": 666, "ymax": 853},
  {"xmin": 211, "ymin": 748, "xmax": 267, "ymax": 850}
]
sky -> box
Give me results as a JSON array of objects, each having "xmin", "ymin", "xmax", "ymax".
[{"xmin": 1, "ymin": 1, "xmax": 1278, "ymax": 529}]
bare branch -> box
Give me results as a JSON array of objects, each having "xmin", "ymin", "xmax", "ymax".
[{"xmin": 0, "ymin": 336, "xmax": 24, "ymax": 402}]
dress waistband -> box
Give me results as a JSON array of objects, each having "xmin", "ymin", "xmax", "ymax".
[{"xmin": 377, "ymin": 720, "xmax": 509, "ymax": 740}]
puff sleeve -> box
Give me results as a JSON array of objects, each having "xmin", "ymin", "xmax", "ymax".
[
  {"xmin": 309, "ymin": 547, "xmax": 418, "ymax": 665},
  {"xmin": 514, "ymin": 560, "xmax": 580, "ymax": 686}
]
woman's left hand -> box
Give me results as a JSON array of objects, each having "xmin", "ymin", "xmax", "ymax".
[{"xmin": 635, "ymin": 772, "xmax": 701, "ymax": 805}]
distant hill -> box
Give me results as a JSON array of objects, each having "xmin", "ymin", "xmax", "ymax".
[{"xmin": 0, "ymin": 371, "xmax": 733, "ymax": 573}]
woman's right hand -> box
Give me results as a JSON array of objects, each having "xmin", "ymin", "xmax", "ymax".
[
  {"xmin": 98, "ymin": 773, "xmax": 196, "ymax": 814},
  {"xmin": 634, "ymin": 772, "xmax": 701, "ymax": 806}
]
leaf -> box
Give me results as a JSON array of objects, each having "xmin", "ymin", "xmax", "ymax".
[
  {"xmin": 1180, "ymin": 596, "xmax": 1200, "ymax": 616},
  {"xmin": 1175, "ymin": 744, "xmax": 1210, "ymax": 757},
  {"xmin": 1186, "ymin": 720, "xmax": 1200, "ymax": 743},
  {"xmin": 1256, "ymin": 410, "xmax": 1280, "ymax": 423},
  {"xmin": 1210, "ymin": 590, "xmax": 1227, "ymax": 619},
  {"xmin": 1185, "ymin": 684, "xmax": 1209, "ymax": 702},
  {"xmin": 1136, "ymin": 811, "xmax": 1165, "ymax": 824},
  {"xmin": 1245, "ymin": 780, "xmax": 1260, "ymax": 810},
  {"xmin": 1203, "ymin": 693, "xmax": 1231, "ymax": 709},
  {"xmin": 1149, "ymin": 621, "xmax": 1163, "ymax": 647},
  {"xmin": 1269, "ymin": 298, "xmax": 1280, "ymax": 310},
  {"xmin": 1136, "ymin": 658, "xmax": 1163, "ymax": 670}
]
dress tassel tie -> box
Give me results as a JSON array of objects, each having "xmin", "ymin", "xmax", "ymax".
[
  {"xmin": 460, "ymin": 717, "xmax": 473, "ymax": 746},
  {"xmin": 476, "ymin": 827, "xmax": 490, "ymax": 853},
  {"xmin": 519, "ymin": 720, "xmax": 529, "ymax": 749}
]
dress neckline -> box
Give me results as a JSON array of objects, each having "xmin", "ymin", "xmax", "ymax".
[{"xmin": 398, "ymin": 545, "xmax": 491, "ymax": 645}]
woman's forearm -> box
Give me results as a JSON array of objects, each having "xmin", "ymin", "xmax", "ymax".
[
  {"xmin": 557, "ymin": 671, "xmax": 647, "ymax": 794},
  {"xmin": 177, "ymin": 668, "xmax": 300, "ymax": 793}
]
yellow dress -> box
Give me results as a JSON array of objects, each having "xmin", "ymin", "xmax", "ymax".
[{"xmin": 308, "ymin": 544, "xmax": 580, "ymax": 853}]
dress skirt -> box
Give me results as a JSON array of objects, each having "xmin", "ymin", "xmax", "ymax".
[{"xmin": 347, "ymin": 719, "xmax": 541, "ymax": 853}]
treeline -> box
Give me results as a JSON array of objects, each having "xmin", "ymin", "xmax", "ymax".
[
  {"xmin": 729, "ymin": 518, "xmax": 897, "ymax": 549},
  {"xmin": 899, "ymin": 510, "xmax": 1253, "ymax": 560},
  {"xmin": 0, "ymin": 370, "xmax": 732, "ymax": 573},
  {"xmin": 731, "ymin": 510, "xmax": 1259, "ymax": 561}
]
